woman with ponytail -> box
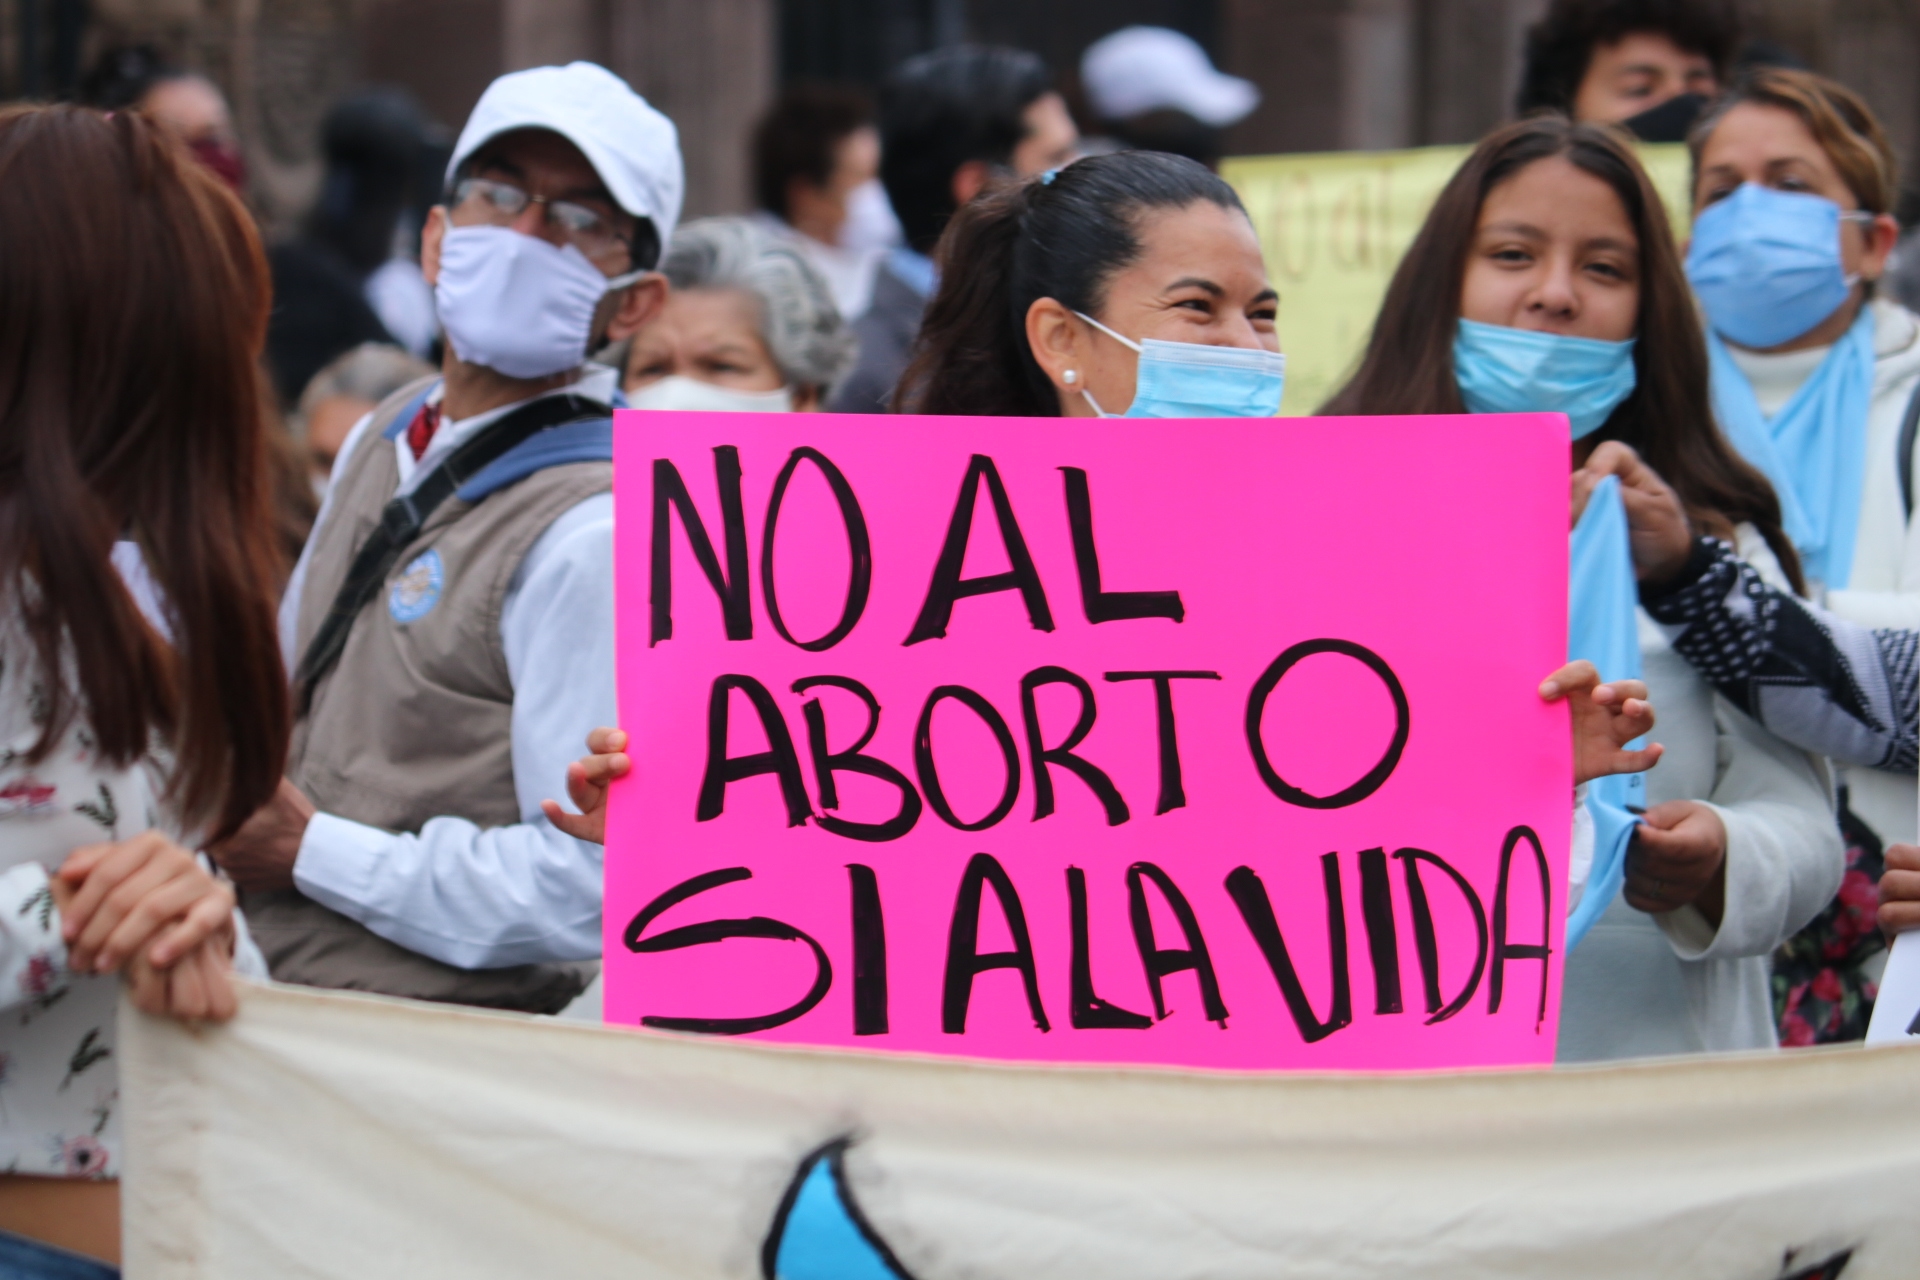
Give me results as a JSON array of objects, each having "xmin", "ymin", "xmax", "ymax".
[
  {"xmin": 899, "ymin": 151, "xmax": 1287, "ymax": 420},
  {"xmin": 549, "ymin": 151, "xmax": 1663, "ymax": 927},
  {"xmin": 0, "ymin": 105, "xmax": 289, "ymax": 1274}
]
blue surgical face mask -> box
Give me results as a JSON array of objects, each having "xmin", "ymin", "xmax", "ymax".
[
  {"xmin": 1073, "ymin": 312, "xmax": 1286, "ymax": 419},
  {"xmin": 1453, "ymin": 318, "xmax": 1638, "ymax": 439},
  {"xmin": 1686, "ymin": 183, "xmax": 1871, "ymax": 349}
]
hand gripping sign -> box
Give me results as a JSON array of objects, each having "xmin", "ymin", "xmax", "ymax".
[{"xmin": 606, "ymin": 412, "xmax": 1571, "ymax": 1071}]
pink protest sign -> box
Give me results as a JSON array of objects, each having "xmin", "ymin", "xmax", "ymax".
[{"xmin": 606, "ymin": 412, "xmax": 1571, "ymax": 1072}]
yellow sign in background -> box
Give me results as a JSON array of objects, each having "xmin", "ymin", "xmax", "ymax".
[{"xmin": 1222, "ymin": 143, "xmax": 1692, "ymax": 415}]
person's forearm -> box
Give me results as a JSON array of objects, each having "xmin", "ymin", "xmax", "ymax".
[
  {"xmin": 293, "ymin": 813, "xmax": 603, "ymax": 968},
  {"xmin": 1661, "ymin": 799, "xmax": 1844, "ymax": 961},
  {"xmin": 1642, "ymin": 537, "xmax": 1916, "ymax": 772}
]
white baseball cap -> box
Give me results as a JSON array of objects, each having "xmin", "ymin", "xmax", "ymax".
[
  {"xmin": 447, "ymin": 62, "xmax": 684, "ymax": 251},
  {"xmin": 1081, "ymin": 27, "xmax": 1260, "ymax": 129}
]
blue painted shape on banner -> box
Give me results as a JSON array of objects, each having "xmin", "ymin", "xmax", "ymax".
[{"xmin": 764, "ymin": 1140, "xmax": 914, "ymax": 1280}]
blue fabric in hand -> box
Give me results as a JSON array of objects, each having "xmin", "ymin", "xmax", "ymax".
[{"xmin": 1566, "ymin": 475, "xmax": 1647, "ymax": 949}]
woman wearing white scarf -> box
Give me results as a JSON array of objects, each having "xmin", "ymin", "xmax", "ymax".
[
  {"xmin": 1686, "ymin": 67, "xmax": 1920, "ymax": 1044},
  {"xmin": 1686, "ymin": 69, "xmax": 1920, "ymax": 862}
]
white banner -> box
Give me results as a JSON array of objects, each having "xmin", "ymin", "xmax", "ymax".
[{"xmin": 123, "ymin": 980, "xmax": 1920, "ymax": 1279}]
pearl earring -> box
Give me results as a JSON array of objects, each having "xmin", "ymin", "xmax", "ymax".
[{"xmin": 1063, "ymin": 369, "xmax": 1078, "ymax": 385}]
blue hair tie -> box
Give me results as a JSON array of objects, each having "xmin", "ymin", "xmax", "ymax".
[{"xmin": 1039, "ymin": 168, "xmax": 1059, "ymax": 185}]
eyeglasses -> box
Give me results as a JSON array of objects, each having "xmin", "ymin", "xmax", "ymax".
[{"xmin": 452, "ymin": 176, "xmax": 630, "ymax": 265}]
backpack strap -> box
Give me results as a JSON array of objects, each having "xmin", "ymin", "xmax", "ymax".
[
  {"xmin": 294, "ymin": 393, "xmax": 609, "ymax": 712},
  {"xmin": 1900, "ymin": 375, "xmax": 1920, "ymax": 522},
  {"xmin": 456, "ymin": 417, "xmax": 613, "ymax": 502}
]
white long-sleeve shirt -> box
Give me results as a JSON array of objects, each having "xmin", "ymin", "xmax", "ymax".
[{"xmin": 278, "ymin": 367, "xmax": 617, "ymax": 968}]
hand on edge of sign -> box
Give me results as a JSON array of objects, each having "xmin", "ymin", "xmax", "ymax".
[
  {"xmin": 1571, "ymin": 441, "xmax": 1693, "ymax": 585},
  {"xmin": 1541, "ymin": 659, "xmax": 1662, "ymax": 786},
  {"xmin": 1625, "ymin": 800, "xmax": 1728, "ymax": 925},
  {"xmin": 1879, "ymin": 844, "xmax": 1920, "ymax": 937},
  {"xmin": 542, "ymin": 726, "xmax": 630, "ymax": 845}
]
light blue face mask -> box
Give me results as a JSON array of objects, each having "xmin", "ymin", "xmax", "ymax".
[
  {"xmin": 1073, "ymin": 312, "xmax": 1286, "ymax": 418},
  {"xmin": 1453, "ymin": 318, "xmax": 1638, "ymax": 439},
  {"xmin": 1685, "ymin": 183, "xmax": 1872, "ymax": 350}
]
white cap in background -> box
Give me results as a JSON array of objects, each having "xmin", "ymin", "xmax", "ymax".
[
  {"xmin": 448, "ymin": 62, "xmax": 684, "ymax": 248},
  {"xmin": 1081, "ymin": 27, "xmax": 1260, "ymax": 129}
]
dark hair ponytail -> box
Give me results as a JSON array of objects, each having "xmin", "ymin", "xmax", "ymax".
[{"xmin": 899, "ymin": 151, "xmax": 1247, "ymax": 416}]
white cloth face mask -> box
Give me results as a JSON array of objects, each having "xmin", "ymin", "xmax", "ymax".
[
  {"xmin": 435, "ymin": 224, "xmax": 645, "ymax": 380},
  {"xmin": 627, "ymin": 375, "xmax": 795, "ymax": 413}
]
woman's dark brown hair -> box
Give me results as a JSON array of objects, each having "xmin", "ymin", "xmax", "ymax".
[
  {"xmin": 0, "ymin": 105, "xmax": 288, "ymax": 838},
  {"xmin": 1322, "ymin": 115, "xmax": 1803, "ymax": 590},
  {"xmin": 1689, "ymin": 66, "xmax": 1897, "ymax": 217}
]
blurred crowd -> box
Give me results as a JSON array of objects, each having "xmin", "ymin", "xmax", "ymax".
[{"xmin": 78, "ymin": 6, "xmax": 1920, "ymax": 507}]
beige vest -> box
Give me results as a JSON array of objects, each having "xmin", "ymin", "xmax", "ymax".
[{"xmin": 246, "ymin": 379, "xmax": 609, "ymax": 1013}]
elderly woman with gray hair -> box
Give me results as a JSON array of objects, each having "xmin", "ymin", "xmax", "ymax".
[{"xmin": 603, "ymin": 215, "xmax": 856, "ymax": 411}]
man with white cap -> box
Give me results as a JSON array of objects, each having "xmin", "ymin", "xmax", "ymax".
[
  {"xmin": 1079, "ymin": 26, "xmax": 1259, "ymax": 168},
  {"xmin": 211, "ymin": 63, "xmax": 678, "ymax": 1012}
]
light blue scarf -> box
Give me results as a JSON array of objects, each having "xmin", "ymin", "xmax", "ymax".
[
  {"xmin": 1706, "ymin": 305, "xmax": 1876, "ymax": 590},
  {"xmin": 1565, "ymin": 476, "xmax": 1647, "ymax": 949}
]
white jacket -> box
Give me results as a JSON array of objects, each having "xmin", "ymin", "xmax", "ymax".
[
  {"xmin": 1558, "ymin": 530, "xmax": 1844, "ymax": 1061},
  {"xmin": 1721, "ymin": 298, "xmax": 1920, "ymax": 848}
]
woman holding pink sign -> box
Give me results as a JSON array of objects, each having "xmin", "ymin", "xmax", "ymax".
[
  {"xmin": 899, "ymin": 147, "xmax": 1672, "ymax": 944},
  {"xmin": 548, "ymin": 151, "xmax": 1666, "ymax": 930},
  {"xmin": 1323, "ymin": 116, "xmax": 1842, "ymax": 1062}
]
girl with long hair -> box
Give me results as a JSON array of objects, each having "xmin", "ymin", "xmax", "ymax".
[
  {"xmin": 0, "ymin": 105, "xmax": 290, "ymax": 1273},
  {"xmin": 1324, "ymin": 115, "xmax": 1841, "ymax": 1060}
]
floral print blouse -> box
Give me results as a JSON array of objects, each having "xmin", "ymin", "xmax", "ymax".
[{"xmin": 0, "ymin": 628, "xmax": 172, "ymax": 1180}]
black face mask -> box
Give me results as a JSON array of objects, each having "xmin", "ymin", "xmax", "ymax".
[{"xmin": 1619, "ymin": 92, "xmax": 1709, "ymax": 144}]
